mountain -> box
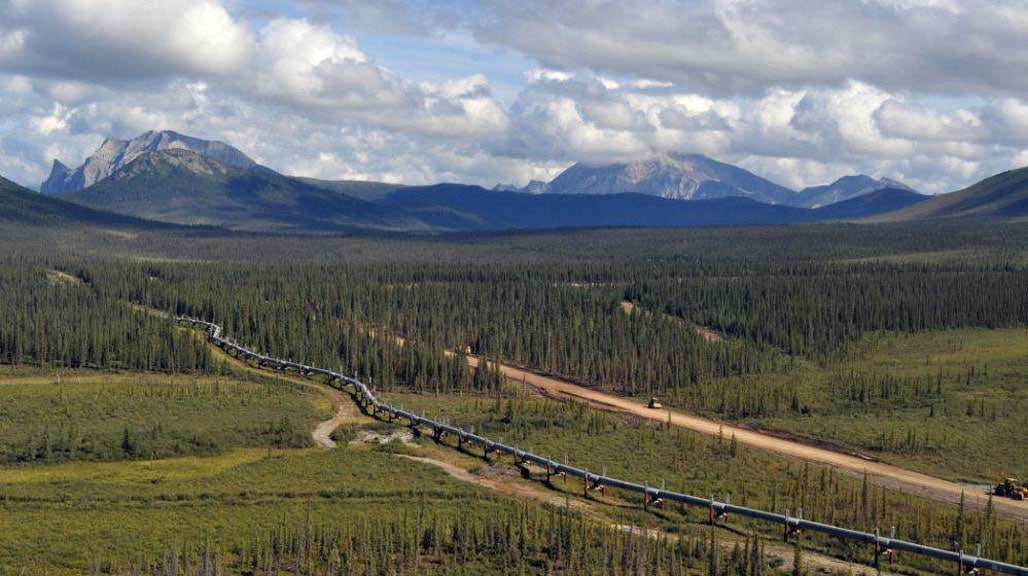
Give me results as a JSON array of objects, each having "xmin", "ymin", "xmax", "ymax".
[
  {"xmin": 813, "ymin": 187, "xmax": 928, "ymax": 220},
  {"xmin": 382, "ymin": 184, "xmax": 815, "ymax": 230},
  {"xmin": 876, "ymin": 166, "xmax": 1028, "ymax": 221},
  {"xmin": 539, "ymin": 152, "xmax": 797, "ymax": 204},
  {"xmin": 796, "ymin": 175, "xmax": 915, "ymax": 209},
  {"xmin": 0, "ymin": 174, "xmax": 161, "ymax": 227},
  {"xmin": 41, "ymin": 130, "xmax": 256, "ymax": 194},
  {"xmin": 57, "ymin": 149, "xmax": 424, "ymax": 232}
]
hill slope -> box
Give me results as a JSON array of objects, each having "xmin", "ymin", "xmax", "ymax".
[
  {"xmin": 41, "ymin": 130, "xmax": 257, "ymax": 194},
  {"xmin": 297, "ymin": 178, "xmax": 403, "ymax": 202},
  {"xmin": 539, "ymin": 152, "xmax": 797, "ymax": 205},
  {"xmin": 0, "ymin": 174, "xmax": 160, "ymax": 227},
  {"xmin": 877, "ymin": 166, "xmax": 1028, "ymax": 221},
  {"xmin": 58, "ymin": 149, "xmax": 424, "ymax": 232},
  {"xmin": 814, "ymin": 188, "xmax": 928, "ymax": 220},
  {"xmin": 383, "ymin": 184, "xmax": 815, "ymax": 230}
]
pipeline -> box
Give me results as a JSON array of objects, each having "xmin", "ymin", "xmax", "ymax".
[{"xmin": 177, "ymin": 316, "xmax": 1027, "ymax": 575}]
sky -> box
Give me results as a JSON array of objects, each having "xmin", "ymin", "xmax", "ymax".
[{"xmin": 2, "ymin": 0, "xmax": 1028, "ymax": 193}]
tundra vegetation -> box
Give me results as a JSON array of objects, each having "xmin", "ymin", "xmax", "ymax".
[{"xmin": 0, "ymin": 221, "xmax": 1026, "ymax": 573}]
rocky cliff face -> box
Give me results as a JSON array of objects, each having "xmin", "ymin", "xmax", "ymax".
[{"xmin": 41, "ymin": 130, "xmax": 256, "ymax": 194}]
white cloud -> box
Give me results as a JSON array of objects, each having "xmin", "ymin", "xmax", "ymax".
[
  {"xmin": 874, "ymin": 101, "xmax": 985, "ymax": 142},
  {"xmin": 253, "ymin": 18, "xmax": 369, "ymax": 104},
  {"xmin": 417, "ymin": 0, "xmax": 1028, "ymax": 98},
  {"xmin": 1, "ymin": 0, "xmax": 1028, "ymax": 198},
  {"xmin": 1, "ymin": 0, "xmax": 251, "ymax": 79}
]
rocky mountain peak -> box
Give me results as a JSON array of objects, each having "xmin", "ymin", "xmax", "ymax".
[
  {"xmin": 40, "ymin": 130, "xmax": 257, "ymax": 194},
  {"xmin": 540, "ymin": 150, "xmax": 796, "ymax": 205}
]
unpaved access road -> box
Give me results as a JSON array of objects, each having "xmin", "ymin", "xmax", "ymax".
[
  {"xmin": 311, "ymin": 385, "xmax": 358, "ymax": 448},
  {"xmin": 466, "ymin": 355, "xmax": 1028, "ymax": 521}
]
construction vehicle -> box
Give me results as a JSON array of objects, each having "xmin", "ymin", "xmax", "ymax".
[
  {"xmin": 647, "ymin": 397, "xmax": 663, "ymax": 409},
  {"xmin": 994, "ymin": 478, "xmax": 1027, "ymax": 501}
]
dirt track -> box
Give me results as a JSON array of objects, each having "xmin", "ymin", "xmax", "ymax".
[
  {"xmin": 466, "ymin": 355, "xmax": 1028, "ymax": 521},
  {"xmin": 311, "ymin": 386, "xmax": 358, "ymax": 448},
  {"xmin": 198, "ymin": 332, "xmax": 360, "ymax": 448}
]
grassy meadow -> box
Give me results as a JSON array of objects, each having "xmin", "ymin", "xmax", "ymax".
[{"xmin": 660, "ymin": 327, "xmax": 1028, "ymax": 483}]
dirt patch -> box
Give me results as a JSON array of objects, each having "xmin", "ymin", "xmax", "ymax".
[
  {"xmin": 693, "ymin": 325, "xmax": 724, "ymax": 344},
  {"xmin": 46, "ymin": 269, "xmax": 82, "ymax": 286},
  {"xmin": 399, "ymin": 455, "xmax": 591, "ymax": 511},
  {"xmin": 311, "ymin": 386, "xmax": 359, "ymax": 448},
  {"xmin": 620, "ymin": 300, "xmax": 724, "ymax": 343},
  {"xmin": 469, "ymin": 463, "xmax": 519, "ymax": 481},
  {"xmin": 350, "ymin": 428, "xmax": 417, "ymax": 446}
]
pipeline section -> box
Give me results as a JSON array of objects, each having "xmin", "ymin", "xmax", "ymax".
[{"xmin": 178, "ymin": 317, "xmax": 1027, "ymax": 575}]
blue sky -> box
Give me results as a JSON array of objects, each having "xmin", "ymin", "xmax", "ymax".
[{"xmin": 2, "ymin": 0, "xmax": 1028, "ymax": 193}]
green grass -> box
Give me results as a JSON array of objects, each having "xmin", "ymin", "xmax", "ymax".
[
  {"xmin": 0, "ymin": 369, "xmax": 325, "ymax": 463},
  {"xmin": 0, "ymin": 368, "xmax": 498, "ymax": 574},
  {"xmin": 685, "ymin": 328, "xmax": 1028, "ymax": 483}
]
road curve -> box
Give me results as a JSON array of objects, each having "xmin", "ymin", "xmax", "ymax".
[{"xmin": 466, "ymin": 355, "xmax": 1028, "ymax": 521}]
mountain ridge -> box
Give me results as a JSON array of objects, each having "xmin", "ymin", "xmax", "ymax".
[
  {"xmin": 57, "ymin": 148, "xmax": 425, "ymax": 232},
  {"xmin": 796, "ymin": 175, "xmax": 915, "ymax": 208},
  {"xmin": 0, "ymin": 174, "xmax": 172, "ymax": 227},
  {"xmin": 512, "ymin": 151, "xmax": 917, "ymax": 209},
  {"xmin": 42, "ymin": 130, "xmax": 257, "ymax": 194},
  {"xmin": 872, "ymin": 166, "xmax": 1028, "ymax": 221},
  {"xmin": 813, "ymin": 187, "xmax": 927, "ymax": 220},
  {"xmin": 536, "ymin": 151, "xmax": 797, "ymax": 205}
]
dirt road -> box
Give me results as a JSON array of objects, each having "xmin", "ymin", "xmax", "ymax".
[
  {"xmin": 466, "ymin": 355, "xmax": 1028, "ymax": 521},
  {"xmin": 311, "ymin": 386, "xmax": 358, "ymax": 448}
]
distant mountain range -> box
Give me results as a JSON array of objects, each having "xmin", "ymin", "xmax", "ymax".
[
  {"xmin": 504, "ymin": 151, "xmax": 916, "ymax": 208},
  {"xmin": 525, "ymin": 152, "xmax": 795, "ymax": 205},
  {"xmin": 6, "ymin": 129, "xmax": 1027, "ymax": 234},
  {"xmin": 795, "ymin": 175, "xmax": 915, "ymax": 209}
]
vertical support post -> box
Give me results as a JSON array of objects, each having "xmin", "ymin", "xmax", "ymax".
[{"xmin": 874, "ymin": 527, "xmax": 881, "ymax": 570}]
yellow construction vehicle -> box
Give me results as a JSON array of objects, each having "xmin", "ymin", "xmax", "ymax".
[{"xmin": 994, "ymin": 478, "xmax": 1027, "ymax": 501}]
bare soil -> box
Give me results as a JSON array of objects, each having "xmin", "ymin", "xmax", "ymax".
[{"xmin": 620, "ymin": 300, "xmax": 724, "ymax": 343}]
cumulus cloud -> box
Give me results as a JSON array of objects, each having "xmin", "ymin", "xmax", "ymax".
[
  {"xmin": 246, "ymin": 18, "xmax": 508, "ymax": 139},
  {"xmin": 874, "ymin": 101, "xmax": 986, "ymax": 142},
  {"xmin": 0, "ymin": 0, "xmax": 251, "ymax": 79},
  {"xmin": 1, "ymin": 0, "xmax": 1027, "ymax": 198},
  {"xmin": 381, "ymin": 0, "xmax": 1028, "ymax": 99}
]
